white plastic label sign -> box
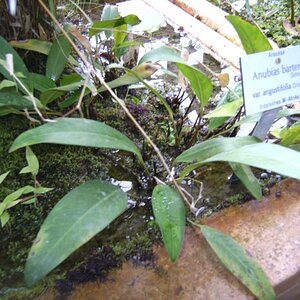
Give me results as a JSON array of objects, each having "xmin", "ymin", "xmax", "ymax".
[{"xmin": 241, "ymin": 45, "xmax": 300, "ymax": 115}]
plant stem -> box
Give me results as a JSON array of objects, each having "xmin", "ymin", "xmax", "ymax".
[
  {"xmin": 290, "ymin": 0, "xmax": 295, "ymax": 27},
  {"xmin": 37, "ymin": 0, "xmax": 193, "ymax": 209}
]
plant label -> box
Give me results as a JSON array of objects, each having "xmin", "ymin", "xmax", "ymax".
[{"xmin": 240, "ymin": 45, "xmax": 300, "ymax": 115}]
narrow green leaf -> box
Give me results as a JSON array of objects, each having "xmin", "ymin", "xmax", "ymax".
[
  {"xmin": 20, "ymin": 147, "xmax": 39, "ymax": 176},
  {"xmin": 0, "ymin": 171, "xmax": 10, "ymax": 185},
  {"xmin": 34, "ymin": 187, "xmax": 53, "ymax": 194},
  {"xmin": 40, "ymin": 90, "xmax": 65, "ymax": 105},
  {"xmin": 201, "ymin": 225, "xmax": 276, "ymax": 300},
  {"xmin": 280, "ymin": 124, "xmax": 300, "ymax": 146},
  {"xmin": 175, "ymin": 136, "xmax": 259, "ymax": 163},
  {"xmin": 101, "ymin": 4, "xmax": 119, "ymax": 38},
  {"xmin": 152, "ymin": 184, "xmax": 185, "ymax": 262},
  {"xmin": 10, "ymin": 39, "xmax": 52, "ymax": 55},
  {"xmin": 177, "ymin": 63, "xmax": 213, "ymax": 109},
  {"xmin": 22, "ymin": 198, "xmax": 37, "ymax": 205},
  {"xmin": 278, "ymin": 108, "xmax": 300, "ymax": 118},
  {"xmin": 0, "ymin": 185, "xmax": 35, "ymax": 215},
  {"xmin": 209, "ymin": 83, "xmax": 243, "ymax": 131},
  {"xmin": 60, "ymin": 73, "xmax": 83, "ymax": 86},
  {"xmin": 229, "ymin": 162, "xmax": 262, "ymax": 200},
  {"xmin": 10, "ymin": 39, "xmax": 79, "ymax": 66},
  {"xmin": 206, "ymin": 98, "xmax": 243, "ymax": 118},
  {"xmin": 203, "ymin": 143, "xmax": 300, "ymax": 179},
  {"xmin": 9, "ymin": 118, "xmax": 144, "ymax": 164},
  {"xmin": 178, "ymin": 162, "xmax": 203, "ymax": 179},
  {"xmin": 46, "ymin": 35, "xmax": 72, "ymax": 81},
  {"xmin": 0, "ymin": 80, "xmax": 16, "ymax": 90},
  {"xmin": 29, "ymin": 73, "xmax": 56, "ymax": 92},
  {"xmin": 58, "ymin": 90, "xmax": 81, "ymax": 108},
  {"xmin": 138, "ymin": 45, "xmax": 184, "ymax": 65},
  {"xmin": 89, "ymin": 15, "xmax": 141, "ymax": 37},
  {"xmin": 0, "ymin": 92, "xmax": 34, "ymax": 109},
  {"xmin": 0, "ymin": 36, "xmax": 31, "ymax": 91},
  {"xmin": 0, "ymin": 107, "xmax": 21, "ymax": 116},
  {"xmin": 25, "ymin": 180, "xmax": 128, "ymax": 287},
  {"xmin": 0, "ymin": 36, "xmax": 29, "ymax": 82},
  {"xmin": 226, "ymin": 16, "xmax": 272, "ymax": 54},
  {"xmin": 1, "ymin": 210, "xmax": 10, "ymax": 227}
]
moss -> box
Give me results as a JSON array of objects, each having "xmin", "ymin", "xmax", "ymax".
[{"xmin": 0, "ymin": 113, "xmax": 159, "ymax": 299}]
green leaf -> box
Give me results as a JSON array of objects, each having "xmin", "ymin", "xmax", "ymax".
[
  {"xmin": 177, "ymin": 63, "xmax": 213, "ymax": 109},
  {"xmin": 89, "ymin": 14, "xmax": 141, "ymax": 37},
  {"xmin": 0, "ymin": 79, "xmax": 16, "ymax": 90},
  {"xmin": 209, "ymin": 82, "xmax": 243, "ymax": 132},
  {"xmin": 152, "ymin": 184, "xmax": 185, "ymax": 262},
  {"xmin": 206, "ymin": 97, "xmax": 243, "ymax": 118},
  {"xmin": 226, "ymin": 16, "xmax": 272, "ymax": 54},
  {"xmin": 175, "ymin": 136, "xmax": 259, "ymax": 163},
  {"xmin": 203, "ymin": 143, "xmax": 300, "ymax": 179},
  {"xmin": 58, "ymin": 90, "xmax": 81, "ymax": 108},
  {"xmin": 10, "ymin": 39, "xmax": 52, "ymax": 55},
  {"xmin": 0, "ymin": 92, "xmax": 34, "ymax": 110},
  {"xmin": 34, "ymin": 187, "xmax": 54, "ymax": 194},
  {"xmin": 280, "ymin": 124, "xmax": 300, "ymax": 146},
  {"xmin": 0, "ymin": 171, "xmax": 10, "ymax": 184},
  {"xmin": 46, "ymin": 35, "xmax": 72, "ymax": 81},
  {"xmin": 20, "ymin": 147, "xmax": 39, "ymax": 176},
  {"xmin": 101, "ymin": 5, "xmax": 119, "ymax": 38},
  {"xmin": 200, "ymin": 225, "xmax": 276, "ymax": 300},
  {"xmin": 29, "ymin": 73, "xmax": 56, "ymax": 92},
  {"xmin": 40, "ymin": 90, "xmax": 65, "ymax": 105},
  {"xmin": 229, "ymin": 163, "xmax": 262, "ymax": 200},
  {"xmin": 138, "ymin": 45, "xmax": 184, "ymax": 65},
  {"xmin": 278, "ymin": 108, "xmax": 300, "ymax": 118},
  {"xmin": 0, "ymin": 36, "xmax": 29, "ymax": 81},
  {"xmin": 0, "ymin": 107, "xmax": 21, "ymax": 116},
  {"xmin": 22, "ymin": 198, "xmax": 37, "ymax": 205},
  {"xmin": 1, "ymin": 210, "xmax": 10, "ymax": 227},
  {"xmin": 60, "ymin": 73, "xmax": 83, "ymax": 86},
  {"xmin": 0, "ymin": 185, "xmax": 35, "ymax": 215},
  {"xmin": 25, "ymin": 180, "xmax": 128, "ymax": 287},
  {"xmin": 178, "ymin": 162, "xmax": 203, "ymax": 179},
  {"xmin": 9, "ymin": 118, "xmax": 144, "ymax": 164},
  {"xmin": 10, "ymin": 39, "xmax": 78, "ymax": 66}
]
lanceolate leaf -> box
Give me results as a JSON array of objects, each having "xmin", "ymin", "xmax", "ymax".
[
  {"xmin": 0, "ymin": 35, "xmax": 31, "ymax": 91},
  {"xmin": 46, "ymin": 35, "xmax": 72, "ymax": 81},
  {"xmin": 280, "ymin": 124, "xmax": 300, "ymax": 146},
  {"xmin": 89, "ymin": 15, "xmax": 141, "ymax": 37},
  {"xmin": 0, "ymin": 92, "xmax": 34, "ymax": 109},
  {"xmin": 152, "ymin": 184, "xmax": 185, "ymax": 262},
  {"xmin": 229, "ymin": 162, "xmax": 262, "ymax": 200},
  {"xmin": 29, "ymin": 73, "xmax": 56, "ymax": 92},
  {"xmin": 206, "ymin": 98, "xmax": 243, "ymax": 118},
  {"xmin": 10, "ymin": 39, "xmax": 52, "ymax": 55},
  {"xmin": 200, "ymin": 225, "xmax": 276, "ymax": 300},
  {"xmin": 176, "ymin": 63, "xmax": 213, "ymax": 109},
  {"xmin": 203, "ymin": 143, "xmax": 300, "ymax": 179},
  {"xmin": 20, "ymin": 147, "xmax": 39, "ymax": 176},
  {"xmin": 175, "ymin": 136, "xmax": 259, "ymax": 163},
  {"xmin": 138, "ymin": 45, "xmax": 184, "ymax": 65},
  {"xmin": 0, "ymin": 171, "xmax": 10, "ymax": 185},
  {"xmin": 101, "ymin": 4, "xmax": 119, "ymax": 38},
  {"xmin": 226, "ymin": 16, "xmax": 272, "ymax": 54},
  {"xmin": 9, "ymin": 118, "xmax": 144, "ymax": 163},
  {"xmin": 25, "ymin": 180, "xmax": 128, "ymax": 287}
]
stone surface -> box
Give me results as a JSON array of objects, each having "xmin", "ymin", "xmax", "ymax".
[{"xmin": 40, "ymin": 179, "xmax": 299, "ymax": 299}]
